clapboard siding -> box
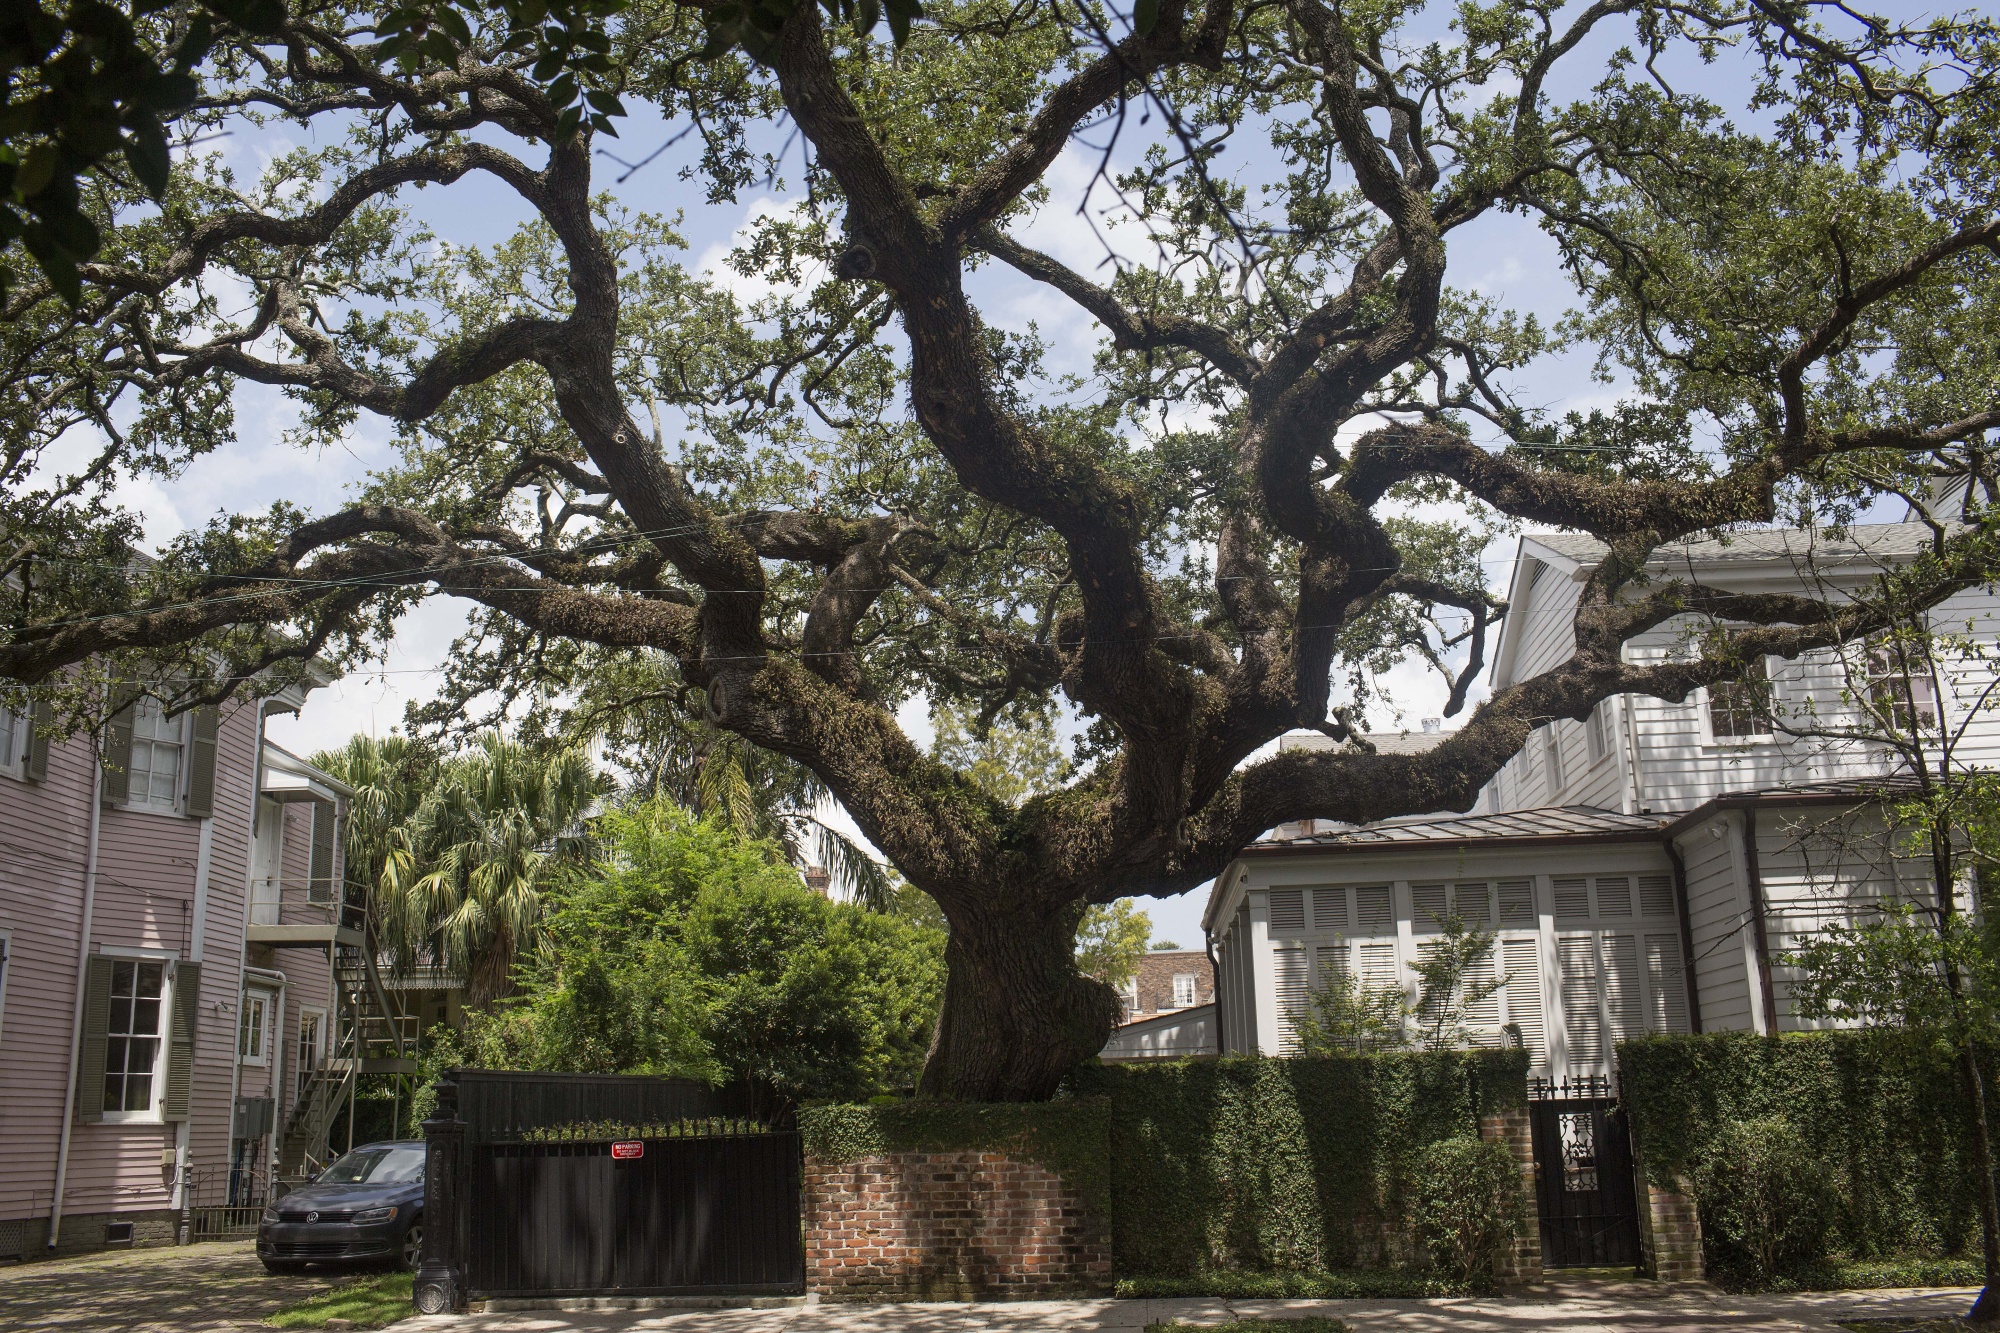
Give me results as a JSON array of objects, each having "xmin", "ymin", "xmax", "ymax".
[
  {"xmin": 1673, "ymin": 812, "xmax": 1754, "ymax": 1031},
  {"xmin": 0, "ymin": 720, "xmax": 96, "ymax": 1220},
  {"xmin": 0, "ymin": 694, "xmax": 345, "ymax": 1230}
]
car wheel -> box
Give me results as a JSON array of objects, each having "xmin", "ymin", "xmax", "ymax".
[
  {"xmin": 262, "ymin": 1259, "xmax": 308, "ymax": 1274},
  {"xmin": 401, "ymin": 1221, "xmax": 423, "ymax": 1271}
]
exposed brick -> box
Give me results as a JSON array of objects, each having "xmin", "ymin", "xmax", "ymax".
[{"xmin": 805, "ymin": 1151, "xmax": 1112, "ymax": 1301}]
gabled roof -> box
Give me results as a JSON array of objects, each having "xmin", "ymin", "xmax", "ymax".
[
  {"xmin": 1526, "ymin": 522, "xmax": 1954, "ymax": 572},
  {"xmin": 1493, "ymin": 521, "xmax": 1951, "ymax": 688}
]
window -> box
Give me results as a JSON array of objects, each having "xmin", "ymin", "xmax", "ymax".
[
  {"xmin": 239, "ymin": 991, "xmax": 269, "ymax": 1066},
  {"xmin": 0, "ymin": 707, "xmax": 18, "ymax": 771},
  {"xmin": 1706, "ymin": 657, "xmax": 1772, "ymax": 740},
  {"xmin": 127, "ymin": 699, "xmax": 184, "ymax": 810},
  {"xmin": 103, "ymin": 961, "xmax": 167, "ymax": 1118},
  {"xmin": 1866, "ymin": 640, "xmax": 1939, "ymax": 732},
  {"xmin": 297, "ymin": 1010, "xmax": 325, "ymax": 1100},
  {"xmin": 1541, "ymin": 725, "xmax": 1566, "ymax": 796},
  {"xmin": 1586, "ymin": 702, "xmax": 1612, "ymax": 764},
  {"xmin": 1172, "ymin": 973, "xmax": 1197, "ymax": 1008}
]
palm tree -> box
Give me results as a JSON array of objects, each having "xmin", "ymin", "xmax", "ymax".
[
  {"xmin": 381, "ymin": 735, "xmax": 601, "ymax": 1007},
  {"xmin": 311, "ymin": 734, "xmax": 437, "ymax": 946}
]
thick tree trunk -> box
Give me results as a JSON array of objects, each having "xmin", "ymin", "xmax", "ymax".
[{"xmin": 919, "ymin": 896, "xmax": 1124, "ymax": 1102}]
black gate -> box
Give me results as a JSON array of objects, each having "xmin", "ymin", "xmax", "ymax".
[
  {"xmin": 418, "ymin": 1070, "xmax": 804, "ymax": 1311},
  {"xmin": 1528, "ymin": 1077, "xmax": 1641, "ymax": 1269}
]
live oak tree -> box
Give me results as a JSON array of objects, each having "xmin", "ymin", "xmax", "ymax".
[{"xmin": 5, "ymin": 0, "xmax": 2000, "ymax": 1100}]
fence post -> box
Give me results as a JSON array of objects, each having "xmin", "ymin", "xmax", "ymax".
[{"xmin": 414, "ymin": 1070, "xmax": 467, "ymax": 1314}]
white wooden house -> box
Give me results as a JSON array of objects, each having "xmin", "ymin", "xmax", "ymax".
[{"xmin": 1205, "ymin": 522, "xmax": 1993, "ymax": 1080}]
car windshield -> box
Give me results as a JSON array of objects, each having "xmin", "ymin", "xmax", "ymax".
[{"xmin": 318, "ymin": 1146, "xmax": 425, "ymax": 1185}]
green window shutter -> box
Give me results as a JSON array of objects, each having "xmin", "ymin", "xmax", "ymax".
[
  {"xmin": 24, "ymin": 699, "xmax": 51, "ymax": 782},
  {"xmin": 184, "ymin": 706, "xmax": 220, "ymax": 818},
  {"xmin": 100, "ymin": 703, "xmax": 134, "ymax": 806},
  {"xmin": 309, "ymin": 798, "xmax": 335, "ymax": 902},
  {"xmin": 163, "ymin": 962, "xmax": 200, "ymax": 1123},
  {"xmin": 75, "ymin": 956, "xmax": 115, "ymax": 1123}
]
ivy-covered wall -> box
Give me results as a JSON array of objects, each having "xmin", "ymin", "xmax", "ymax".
[
  {"xmin": 1074, "ymin": 1051, "xmax": 1529, "ymax": 1279},
  {"xmin": 1620, "ymin": 1031, "xmax": 1994, "ymax": 1264}
]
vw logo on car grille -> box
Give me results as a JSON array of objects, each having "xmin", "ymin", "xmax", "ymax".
[{"xmin": 305, "ymin": 1211, "xmax": 319, "ymax": 1223}]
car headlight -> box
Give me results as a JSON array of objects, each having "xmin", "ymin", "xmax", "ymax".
[
  {"xmin": 351, "ymin": 1205, "xmax": 397, "ymax": 1225},
  {"xmin": 261, "ymin": 1206, "xmax": 279, "ymax": 1225}
]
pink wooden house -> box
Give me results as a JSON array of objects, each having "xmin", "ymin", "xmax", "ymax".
[{"xmin": 0, "ymin": 684, "xmax": 409, "ymax": 1259}]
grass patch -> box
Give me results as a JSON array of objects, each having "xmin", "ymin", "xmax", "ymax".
[
  {"xmin": 266, "ymin": 1271, "xmax": 412, "ymax": 1329},
  {"xmin": 1118, "ymin": 1272, "xmax": 1465, "ymax": 1299},
  {"xmin": 1147, "ymin": 1321, "xmax": 1350, "ymax": 1333}
]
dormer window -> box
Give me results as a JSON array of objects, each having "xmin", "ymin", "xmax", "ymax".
[
  {"xmin": 1865, "ymin": 640, "xmax": 1938, "ymax": 732},
  {"xmin": 1706, "ymin": 658, "xmax": 1772, "ymax": 741}
]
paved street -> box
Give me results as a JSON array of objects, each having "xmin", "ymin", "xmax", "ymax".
[
  {"xmin": 0, "ymin": 1240, "xmax": 342, "ymax": 1332},
  {"xmin": 0, "ymin": 1242, "xmax": 1980, "ymax": 1333}
]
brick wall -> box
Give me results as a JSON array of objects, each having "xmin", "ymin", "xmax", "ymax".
[
  {"xmin": 1479, "ymin": 1106, "xmax": 1543, "ymax": 1284},
  {"xmin": 804, "ymin": 1151, "xmax": 1112, "ymax": 1300},
  {"xmin": 1638, "ymin": 1177, "xmax": 1704, "ymax": 1281}
]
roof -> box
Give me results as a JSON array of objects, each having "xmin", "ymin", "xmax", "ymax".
[
  {"xmin": 261, "ymin": 741, "xmax": 355, "ymax": 800},
  {"xmin": 1526, "ymin": 522, "xmax": 1955, "ymax": 572},
  {"xmin": 1246, "ymin": 804, "xmax": 1665, "ymax": 856},
  {"xmin": 1279, "ymin": 729, "xmax": 1453, "ymax": 757}
]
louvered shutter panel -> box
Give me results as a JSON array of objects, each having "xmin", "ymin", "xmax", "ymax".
[
  {"xmin": 1638, "ymin": 874, "xmax": 1676, "ymax": 919},
  {"xmin": 1645, "ymin": 934, "xmax": 1691, "ymax": 1033},
  {"xmin": 100, "ymin": 703, "xmax": 135, "ymax": 806},
  {"xmin": 184, "ymin": 707, "xmax": 219, "ymax": 818},
  {"xmin": 1603, "ymin": 933, "xmax": 1642, "ymax": 1045},
  {"xmin": 1497, "ymin": 879, "xmax": 1535, "ymax": 925},
  {"xmin": 1273, "ymin": 947, "xmax": 1308, "ymax": 1052},
  {"xmin": 1357, "ymin": 941, "xmax": 1398, "ymax": 989},
  {"xmin": 1354, "ymin": 886, "xmax": 1393, "ymax": 932},
  {"xmin": 163, "ymin": 962, "xmax": 200, "ymax": 1122},
  {"xmin": 309, "ymin": 799, "xmax": 335, "ymax": 902},
  {"xmin": 24, "ymin": 699, "xmax": 52, "ymax": 782},
  {"xmin": 1315, "ymin": 943, "xmax": 1347, "ymax": 989},
  {"xmin": 1553, "ymin": 876, "xmax": 1591, "ymax": 921},
  {"xmin": 1411, "ymin": 882, "xmax": 1448, "ymax": 929},
  {"xmin": 1457, "ymin": 881, "xmax": 1495, "ymax": 926},
  {"xmin": 75, "ymin": 956, "xmax": 115, "ymax": 1122},
  {"xmin": 1267, "ymin": 888, "xmax": 1305, "ymax": 933},
  {"xmin": 1308, "ymin": 887, "xmax": 1347, "ymax": 931},
  {"xmin": 1501, "ymin": 937, "xmax": 1545, "ymax": 1063},
  {"xmin": 1558, "ymin": 934, "xmax": 1604, "ymax": 1070},
  {"xmin": 1596, "ymin": 877, "xmax": 1634, "ymax": 918},
  {"xmin": 1463, "ymin": 951, "xmax": 1502, "ymax": 1041}
]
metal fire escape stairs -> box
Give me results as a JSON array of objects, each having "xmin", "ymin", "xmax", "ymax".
[{"xmin": 277, "ymin": 919, "xmax": 417, "ymax": 1184}]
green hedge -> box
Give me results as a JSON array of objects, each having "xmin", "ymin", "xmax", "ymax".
[
  {"xmin": 1075, "ymin": 1050, "xmax": 1528, "ymax": 1279},
  {"xmin": 798, "ymin": 1097, "xmax": 1111, "ymax": 1217},
  {"xmin": 1620, "ymin": 1030, "xmax": 1993, "ymax": 1270}
]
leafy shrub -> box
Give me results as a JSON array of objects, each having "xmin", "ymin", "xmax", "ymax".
[
  {"xmin": 1689, "ymin": 1115, "xmax": 1832, "ymax": 1285},
  {"xmin": 1406, "ymin": 1135, "xmax": 1524, "ymax": 1284}
]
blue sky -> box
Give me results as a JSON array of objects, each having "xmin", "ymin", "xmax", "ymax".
[{"xmin": 101, "ymin": 1, "xmax": 1971, "ymax": 946}]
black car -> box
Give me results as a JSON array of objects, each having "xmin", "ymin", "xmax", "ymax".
[{"xmin": 257, "ymin": 1140, "xmax": 425, "ymax": 1273}]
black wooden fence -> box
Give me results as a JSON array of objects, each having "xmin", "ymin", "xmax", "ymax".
[{"xmin": 415, "ymin": 1070, "xmax": 804, "ymax": 1313}]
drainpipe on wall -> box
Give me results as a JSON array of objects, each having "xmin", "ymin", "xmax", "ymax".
[
  {"xmin": 1659, "ymin": 834, "xmax": 1705, "ymax": 1034},
  {"xmin": 1741, "ymin": 806, "xmax": 1780, "ymax": 1033},
  {"xmin": 49, "ymin": 738, "xmax": 106, "ymax": 1249}
]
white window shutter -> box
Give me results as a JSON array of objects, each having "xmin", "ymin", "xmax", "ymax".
[
  {"xmin": 1273, "ymin": 947, "xmax": 1308, "ymax": 1052},
  {"xmin": 1558, "ymin": 934, "xmax": 1604, "ymax": 1070},
  {"xmin": 1501, "ymin": 937, "xmax": 1545, "ymax": 1064},
  {"xmin": 1603, "ymin": 932, "xmax": 1643, "ymax": 1045},
  {"xmin": 1645, "ymin": 933, "xmax": 1692, "ymax": 1033}
]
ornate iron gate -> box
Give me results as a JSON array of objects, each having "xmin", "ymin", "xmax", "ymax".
[{"xmin": 1528, "ymin": 1077, "xmax": 1641, "ymax": 1268}]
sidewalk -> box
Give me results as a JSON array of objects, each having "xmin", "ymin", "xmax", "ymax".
[{"xmin": 401, "ymin": 1285, "xmax": 1982, "ymax": 1333}]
